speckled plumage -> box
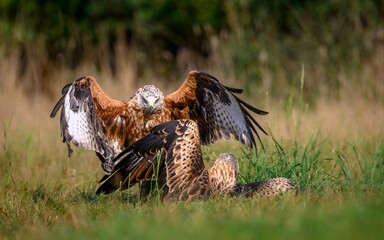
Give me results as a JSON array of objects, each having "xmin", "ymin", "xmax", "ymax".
[
  {"xmin": 96, "ymin": 120, "xmax": 298, "ymax": 202},
  {"xmin": 232, "ymin": 177, "xmax": 298, "ymax": 198},
  {"xmin": 51, "ymin": 71, "xmax": 268, "ymax": 174}
]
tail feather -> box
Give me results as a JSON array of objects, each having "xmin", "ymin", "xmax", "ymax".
[{"xmin": 232, "ymin": 178, "xmax": 300, "ymax": 197}]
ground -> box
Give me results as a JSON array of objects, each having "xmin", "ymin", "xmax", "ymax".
[{"xmin": 0, "ymin": 79, "xmax": 383, "ymax": 239}]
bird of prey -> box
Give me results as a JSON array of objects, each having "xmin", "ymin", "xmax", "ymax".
[
  {"xmin": 96, "ymin": 120, "xmax": 296, "ymax": 203},
  {"xmin": 50, "ymin": 70, "xmax": 268, "ymax": 174}
]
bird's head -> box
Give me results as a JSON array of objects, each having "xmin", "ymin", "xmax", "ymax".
[
  {"xmin": 215, "ymin": 153, "xmax": 239, "ymax": 178},
  {"xmin": 208, "ymin": 153, "xmax": 239, "ymax": 194},
  {"xmin": 131, "ymin": 85, "xmax": 164, "ymax": 116}
]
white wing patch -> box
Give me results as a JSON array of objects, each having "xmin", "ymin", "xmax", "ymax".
[
  {"xmin": 60, "ymin": 84, "xmax": 115, "ymax": 173},
  {"xmin": 51, "ymin": 77, "xmax": 132, "ymax": 175},
  {"xmin": 64, "ymin": 89, "xmax": 101, "ymax": 151}
]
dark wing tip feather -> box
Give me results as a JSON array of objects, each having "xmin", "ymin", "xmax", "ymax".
[
  {"xmin": 195, "ymin": 71, "xmax": 243, "ymax": 94},
  {"xmin": 50, "ymin": 76, "xmax": 88, "ymax": 118},
  {"xmin": 150, "ymin": 120, "xmax": 181, "ymax": 135},
  {"xmin": 195, "ymin": 71, "xmax": 219, "ymax": 81},
  {"xmin": 96, "ymin": 172, "xmax": 125, "ymax": 194},
  {"xmin": 96, "ymin": 146, "xmax": 138, "ymax": 194},
  {"xmin": 52, "ymin": 76, "xmax": 89, "ymax": 118},
  {"xmin": 224, "ymin": 86, "xmax": 243, "ymax": 94},
  {"xmin": 239, "ymin": 104, "xmax": 268, "ymax": 136},
  {"xmin": 233, "ymin": 94, "xmax": 269, "ymax": 116},
  {"xmin": 50, "ymin": 83, "xmax": 72, "ymax": 118},
  {"xmin": 187, "ymin": 70, "xmax": 269, "ymax": 148},
  {"xmin": 50, "ymin": 98, "xmax": 64, "ymax": 118},
  {"xmin": 97, "ymin": 120, "xmax": 188, "ymax": 194}
]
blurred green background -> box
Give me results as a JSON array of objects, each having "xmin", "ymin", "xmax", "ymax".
[{"xmin": 1, "ymin": 0, "xmax": 383, "ymax": 104}]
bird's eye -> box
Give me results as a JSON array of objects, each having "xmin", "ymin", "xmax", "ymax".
[
  {"xmin": 141, "ymin": 96, "xmax": 148, "ymax": 104},
  {"xmin": 155, "ymin": 98, "xmax": 159, "ymax": 103}
]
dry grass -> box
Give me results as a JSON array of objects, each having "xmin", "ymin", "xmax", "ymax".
[
  {"xmin": 1, "ymin": 62, "xmax": 382, "ymax": 153},
  {"xmin": 1, "ymin": 62, "xmax": 383, "ymax": 194},
  {"xmin": 0, "ymin": 52, "xmax": 383, "ymax": 239},
  {"xmin": 1, "ymin": 31, "xmax": 383, "ymax": 148},
  {"xmin": 1, "ymin": 5, "xmax": 384, "ymax": 237}
]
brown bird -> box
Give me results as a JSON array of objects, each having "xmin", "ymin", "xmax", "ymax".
[
  {"xmin": 96, "ymin": 120, "xmax": 297, "ymax": 203},
  {"xmin": 50, "ymin": 71, "xmax": 268, "ymax": 174}
]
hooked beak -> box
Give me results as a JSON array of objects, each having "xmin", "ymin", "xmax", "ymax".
[{"xmin": 143, "ymin": 102, "xmax": 155, "ymax": 115}]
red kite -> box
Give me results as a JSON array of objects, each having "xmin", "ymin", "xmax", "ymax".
[
  {"xmin": 96, "ymin": 120, "xmax": 296, "ymax": 202},
  {"xmin": 50, "ymin": 71, "xmax": 268, "ymax": 173}
]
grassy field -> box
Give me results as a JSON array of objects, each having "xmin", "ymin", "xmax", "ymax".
[
  {"xmin": 1, "ymin": 2, "xmax": 383, "ymax": 238},
  {"xmin": 0, "ymin": 71, "xmax": 383, "ymax": 240}
]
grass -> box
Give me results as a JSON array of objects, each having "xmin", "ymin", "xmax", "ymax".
[
  {"xmin": 0, "ymin": 60, "xmax": 383, "ymax": 239},
  {"xmin": 0, "ymin": 114, "xmax": 383, "ymax": 239},
  {"xmin": 13, "ymin": 192, "xmax": 380, "ymax": 240}
]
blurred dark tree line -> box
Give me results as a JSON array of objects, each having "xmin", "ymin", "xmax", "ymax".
[{"xmin": 0, "ymin": 0, "xmax": 383, "ymax": 100}]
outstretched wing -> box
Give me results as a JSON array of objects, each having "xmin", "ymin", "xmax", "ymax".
[
  {"xmin": 164, "ymin": 70, "xmax": 268, "ymax": 149},
  {"xmin": 50, "ymin": 76, "xmax": 130, "ymax": 173},
  {"xmin": 96, "ymin": 119, "xmax": 206, "ymax": 199}
]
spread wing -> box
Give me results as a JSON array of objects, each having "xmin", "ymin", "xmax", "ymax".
[
  {"xmin": 96, "ymin": 119, "xmax": 206, "ymax": 200},
  {"xmin": 164, "ymin": 70, "xmax": 268, "ymax": 148},
  {"xmin": 50, "ymin": 76, "xmax": 130, "ymax": 174}
]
